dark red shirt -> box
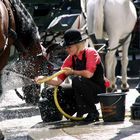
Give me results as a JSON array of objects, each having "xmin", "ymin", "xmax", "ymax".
[{"xmin": 58, "ymin": 47, "xmax": 101, "ymax": 81}]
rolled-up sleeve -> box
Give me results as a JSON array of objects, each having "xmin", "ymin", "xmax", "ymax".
[{"xmin": 58, "ymin": 55, "xmax": 73, "ymax": 81}]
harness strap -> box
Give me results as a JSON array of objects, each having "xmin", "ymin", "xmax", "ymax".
[
  {"xmin": 107, "ymin": 33, "xmax": 131, "ymax": 52},
  {"xmin": 3, "ymin": 0, "xmax": 28, "ymax": 54},
  {"xmin": 2, "ymin": 0, "xmax": 13, "ymax": 33},
  {"xmin": 1, "ymin": 0, "xmax": 19, "ymax": 52},
  {"xmin": 93, "ymin": 33, "xmax": 131, "ymax": 54}
]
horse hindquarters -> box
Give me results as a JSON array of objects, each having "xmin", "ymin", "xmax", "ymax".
[
  {"xmin": 87, "ymin": 0, "xmax": 104, "ymax": 39},
  {"xmin": 104, "ymin": 0, "xmax": 137, "ymax": 92},
  {"xmin": 120, "ymin": 2, "xmax": 137, "ymax": 91}
]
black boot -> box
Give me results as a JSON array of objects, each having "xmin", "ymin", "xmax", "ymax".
[
  {"xmin": 84, "ymin": 112, "xmax": 99, "ymax": 122},
  {"xmin": 76, "ymin": 112, "xmax": 84, "ymax": 117}
]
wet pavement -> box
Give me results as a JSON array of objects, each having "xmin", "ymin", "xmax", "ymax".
[
  {"xmin": 28, "ymin": 88, "xmax": 140, "ymax": 140},
  {"xmin": 0, "ymin": 82, "xmax": 140, "ymax": 140}
]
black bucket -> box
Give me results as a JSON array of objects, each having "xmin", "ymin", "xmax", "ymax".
[
  {"xmin": 38, "ymin": 87, "xmax": 63, "ymax": 122},
  {"xmin": 98, "ymin": 92, "xmax": 126, "ymax": 122}
]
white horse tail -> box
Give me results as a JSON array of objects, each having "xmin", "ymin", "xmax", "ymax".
[{"xmin": 87, "ymin": 0, "xmax": 105, "ymax": 39}]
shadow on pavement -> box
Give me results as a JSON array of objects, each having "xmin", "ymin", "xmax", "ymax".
[
  {"xmin": 110, "ymin": 121, "xmax": 140, "ymax": 140},
  {"xmin": 0, "ymin": 103, "xmax": 40, "ymax": 121},
  {"xmin": 31, "ymin": 120, "xmax": 79, "ymax": 129}
]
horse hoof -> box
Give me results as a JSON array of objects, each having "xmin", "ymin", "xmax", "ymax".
[
  {"xmin": 106, "ymin": 85, "xmax": 117, "ymax": 93},
  {"xmin": 121, "ymin": 88, "xmax": 129, "ymax": 92},
  {"xmin": 121, "ymin": 83, "xmax": 129, "ymax": 92}
]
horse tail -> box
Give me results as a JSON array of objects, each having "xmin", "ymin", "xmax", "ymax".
[{"xmin": 87, "ymin": 0, "xmax": 105, "ymax": 39}]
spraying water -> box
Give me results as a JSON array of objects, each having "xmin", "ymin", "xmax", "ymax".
[
  {"xmin": 2, "ymin": 70, "xmax": 35, "ymax": 91},
  {"xmin": 1, "ymin": 59, "xmax": 37, "ymax": 92}
]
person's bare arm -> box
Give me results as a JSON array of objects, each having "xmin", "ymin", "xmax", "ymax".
[
  {"xmin": 72, "ymin": 69, "xmax": 93, "ymax": 78},
  {"xmin": 35, "ymin": 76, "xmax": 63, "ymax": 86},
  {"xmin": 45, "ymin": 77, "xmax": 63, "ymax": 86},
  {"xmin": 63, "ymin": 67, "xmax": 93, "ymax": 78}
]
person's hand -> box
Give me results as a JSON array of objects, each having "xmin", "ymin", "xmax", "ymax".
[
  {"xmin": 62, "ymin": 67, "xmax": 74, "ymax": 76},
  {"xmin": 34, "ymin": 76, "xmax": 44, "ymax": 84}
]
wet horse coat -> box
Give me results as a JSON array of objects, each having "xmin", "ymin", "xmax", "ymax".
[
  {"xmin": 0, "ymin": 0, "xmax": 46, "ymax": 94},
  {"xmin": 0, "ymin": 0, "xmax": 15, "ymax": 70},
  {"xmin": 86, "ymin": 0, "xmax": 137, "ymax": 91}
]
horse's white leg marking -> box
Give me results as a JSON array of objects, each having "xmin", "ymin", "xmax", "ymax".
[
  {"xmin": 120, "ymin": 35, "xmax": 132, "ymax": 91},
  {"xmin": 105, "ymin": 36, "xmax": 119, "ymax": 89}
]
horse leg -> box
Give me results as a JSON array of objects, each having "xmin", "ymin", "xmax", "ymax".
[
  {"xmin": 0, "ymin": 46, "xmax": 10, "ymax": 96},
  {"xmin": 120, "ymin": 35, "xmax": 131, "ymax": 92},
  {"xmin": 105, "ymin": 37, "xmax": 119, "ymax": 92},
  {"xmin": 0, "ymin": 74, "xmax": 2, "ymax": 97}
]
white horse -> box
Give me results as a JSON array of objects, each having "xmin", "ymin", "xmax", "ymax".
[{"xmin": 85, "ymin": 0, "xmax": 137, "ymax": 92}]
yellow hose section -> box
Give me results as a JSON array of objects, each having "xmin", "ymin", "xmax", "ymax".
[
  {"xmin": 54, "ymin": 86, "xmax": 84, "ymax": 121},
  {"xmin": 36, "ymin": 69, "xmax": 84, "ymax": 121},
  {"xmin": 36, "ymin": 69, "xmax": 67, "ymax": 84}
]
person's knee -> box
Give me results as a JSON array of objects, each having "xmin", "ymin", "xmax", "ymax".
[
  {"xmin": 72, "ymin": 77, "xmax": 81, "ymax": 87},
  {"xmin": 72, "ymin": 77, "xmax": 88, "ymax": 87}
]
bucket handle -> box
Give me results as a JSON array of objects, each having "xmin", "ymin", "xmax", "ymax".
[{"xmin": 110, "ymin": 96, "xmax": 122, "ymax": 106}]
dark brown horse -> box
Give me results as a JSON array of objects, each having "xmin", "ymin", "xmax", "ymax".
[
  {"xmin": 0, "ymin": 0, "xmax": 15, "ymax": 71},
  {"xmin": 0, "ymin": 0, "xmax": 48, "ymax": 99}
]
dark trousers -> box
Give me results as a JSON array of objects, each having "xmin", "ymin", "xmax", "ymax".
[{"xmin": 60, "ymin": 76, "xmax": 105, "ymax": 115}]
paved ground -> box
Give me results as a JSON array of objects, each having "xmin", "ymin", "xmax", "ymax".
[
  {"xmin": 28, "ymin": 88, "xmax": 140, "ymax": 140},
  {"xmin": 0, "ymin": 83, "xmax": 140, "ymax": 140}
]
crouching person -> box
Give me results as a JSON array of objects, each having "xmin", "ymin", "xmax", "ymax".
[{"xmin": 35, "ymin": 29, "xmax": 106, "ymax": 123}]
